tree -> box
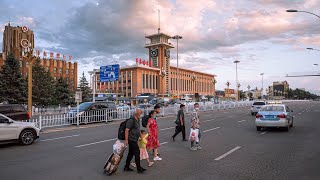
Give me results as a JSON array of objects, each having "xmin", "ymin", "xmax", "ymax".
[
  {"xmin": 239, "ymin": 90, "xmax": 246, "ymax": 100},
  {"xmin": 0, "ymin": 53, "xmax": 27, "ymax": 104},
  {"xmin": 78, "ymin": 72, "xmax": 92, "ymax": 102},
  {"xmin": 31, "ymin": 58, "xmax": 55, "ymax": 106},
  {"xmin": 53, "ymin": 77, "xmax": 72, "ymax": 105}
]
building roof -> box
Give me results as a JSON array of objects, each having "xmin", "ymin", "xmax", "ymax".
[{"xmin": 145, "ymin": 32, "xmax": 172, "ymax": 39}]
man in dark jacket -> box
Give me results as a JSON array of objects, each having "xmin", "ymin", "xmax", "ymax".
[
  {"xmin": 172, "ymin": 104, "xmax": 187, "ymax": 141},
  {"xmin": 124, "ymin": 108, "xmax": 146, "ymax": 173}
]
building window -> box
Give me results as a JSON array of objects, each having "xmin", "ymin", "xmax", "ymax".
[
  {"xmin": 54, "ymin": 77, "xmax": 57, "ymax": 80},
  {"xmin": 66, "ymin": 69, "xmax": 69, "ymax": 74},
  {"xmin": 26, "ymin": 62, "xmax": 29, "ymax": 67},
  {"xmin": 156, "ymin": 76, "xmax": 158, "ymax": 89},
  {"xmin": 46, "ymin": 67, "xmax": 49, "ymax": 72},
  {"xmin": 59, "ymin": 68, "xmax": 62, "ymax": 73},
  {"xmin": 150, "ymin": 75, "xmax": 152, "ymax": 89},
  {"xmin": 19, "ymin": 61, "xmax": 22, "ymax": 67},
  {"xmin": 142, "ymin": 74, "xmax": 145, "ymax": 89},
  {"xmin": 54, "ymin": 68, "xmax": 57, "ymax": 73},
  {"xmin": 171, "ymin": 78, "xmax": 173, "ymax": 91},
  {"xmin": 146, "ymin": 74, "xmax": 149, "ymax": 89},
  {"xmin": 128, "ymin": 72, "xmax": 131, "ymax": 77}
]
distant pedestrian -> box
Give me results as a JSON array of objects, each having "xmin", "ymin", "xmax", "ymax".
[
  {"xmin": 124, "ymin": 108, "xmax": 146, "ymax": 173},
  {"xmin": 190, "ymin": 103, "xmax": 202, "ymax": 150},
  {"xmin": 131, "ymin": 130, "xmax": 154, "ymax": 168},
  {"xmin": 152, "ymin": 104, "xmax": 161, "ymax": 157},
  {"xmin": 146, "ymin": 110, "xmax": 162, "ymax": 161},
  {"xmin": 172, "ymin": 104, "xmax": 187, "ymax": 141}
]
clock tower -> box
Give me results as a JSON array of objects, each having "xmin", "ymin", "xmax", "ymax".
[{"xmin": 145, "ymin": 32, "xmax": 174, "ymax": 96}]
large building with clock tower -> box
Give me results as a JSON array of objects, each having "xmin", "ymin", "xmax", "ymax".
[{"xmin": 91, "ymin": 30, "xmax": 216, "ymax": 99}]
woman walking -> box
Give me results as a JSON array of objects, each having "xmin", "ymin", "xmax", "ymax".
[{"xmin": 146, "ymin": 110, "xmax": 162, "ymax": 161}]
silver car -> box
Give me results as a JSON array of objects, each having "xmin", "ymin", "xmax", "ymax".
[
  {"xmin": 251, "ymin": 101, "xmax": 266, "ymax": 115},
  {"xmin": 255, "ymin": 104, "xmax": 294, "ymax": 131}
]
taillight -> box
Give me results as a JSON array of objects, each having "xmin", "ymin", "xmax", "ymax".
[
  {"xmin": 277, "ymin": 114, "xmax": 286, "ymax": 118},
  {"xmin": 256, "ymin": 114, "xmax": 263, "ymax": 118},
  {"xmin": 27, "ymin": 112, "xmax": 31, "ymax": 119}
]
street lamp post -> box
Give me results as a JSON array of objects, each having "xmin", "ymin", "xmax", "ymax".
[
  {"xmin": 191, "ymin": 73, "xmax": 197, "ymax": 100},
  {"xmin": 212, "ymin": 78, "xmax": 217, "ymax": 103},
  {"xmin": 159, "ymin": 67, "xmax": 166, "ymax": 99},
  {"xmin": 22, "ymin": 45, "xmax": 37, "ymax": 115},
  {"xmin": 237, "ymin": 83, "xmax": 241, "ymax": 101},
  {"xmin": 286, "ymin": 9, "xmax": 320, "ymax": 19},
  {"xmin": 172, "ymin": 35, "xmax": 182, "ymax": 99},
  {"xmin": 88, "ymin": 70, "xmax": 96, "ymax": 102},
  {"xmin": 260, "ymin": 73, "xmax": 264, "ymax": 99},
  {"xmin": 234, "ymin": 60, "xmax": 240, "ymax": 101},
  {"xmin": 247, "ymin": 85, "xmax": 251, "ymax": 100}
]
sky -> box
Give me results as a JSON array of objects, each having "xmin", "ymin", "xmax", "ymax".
[{"xmin": 1, "ymin": 0, "xmax": 320, "ymax": 94}]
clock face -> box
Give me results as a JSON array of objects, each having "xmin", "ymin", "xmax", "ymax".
[
  {"xmin": 150, "ymin": 49, "xmax": 158, "ymax": 57},
  {"xmin": 21, "ymin": 39, "xmax": 29, "ymax": 48},
  {"xmin": 165, "ymin": 49, "xmax": 170, "ymax": 58}
]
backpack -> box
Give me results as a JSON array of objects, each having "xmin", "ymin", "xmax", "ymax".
[
  {"xmin": 141, "ymin": 114, "xmax": 149, "ymax": 128},
  {"xmin": 118, "ymin": 118, "xmax": 130, "ymax": 140}
]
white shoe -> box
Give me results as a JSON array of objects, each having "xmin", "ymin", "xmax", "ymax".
[
  {"xmin": 131, "ymin": 162, "xmax": 136, "ymax": 168},
  {"xmin": 190, "ymin": 147, "xmax": 197, "ymax": 151},
  {"xmin": 148, "ymin": 162, "xmax": 154, "ymax": 167},
  {"xmin": 196, "ymin": 145, "xmax": 202, "ymax": 150},
  {"xmin": 153, "ymin": 156, "xmax": 162, "ymax": 161}
]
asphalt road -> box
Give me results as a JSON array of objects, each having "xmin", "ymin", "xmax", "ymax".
[{"xmin": 0, "ymin": 101, "xmax": 320, "ymax": 180}]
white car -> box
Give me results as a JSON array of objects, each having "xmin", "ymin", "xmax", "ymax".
[
  {"xmin": 255, "ymin": 104, "xmax": 294, "ymax": 131},
  {"xmin": 0, "ymin": 113, "xmax": 40, "ymax": 145}
]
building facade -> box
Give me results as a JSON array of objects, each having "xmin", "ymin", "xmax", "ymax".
[
  {"xmin": 92, "ymin": 31, "xmax": 216, "ymax": 98},
  {"xmin": 0, "ymin": 23, "xmax": 78, "ymax": 90},
  {"xmin": 268, "ymin": 81, "xmax": 289, "ymax": 100}
]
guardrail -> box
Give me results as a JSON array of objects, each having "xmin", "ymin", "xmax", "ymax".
[{"xmin": 23, "ymin": 102, "xmax": 253, "ymax": 130}]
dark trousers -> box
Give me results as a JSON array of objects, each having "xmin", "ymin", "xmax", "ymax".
[
  {"xmin": 125, "ymin": 141, "xmax": 142, "ymax": 170},
  {"xmin": 172, "ymin": 125, "xmax": 186, "ymax": 140}
]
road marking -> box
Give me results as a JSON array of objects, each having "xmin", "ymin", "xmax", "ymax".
[
  {"xmin": 260, "ymin": 131, "xmax": 267, "ymax": 135},
  {"xmin": 160, "ymin": 127, "xmax": 175, "ymax": 131},
  {"xmin": 298, "ymin": 113, "xmax": 302, "ymax": 115},
  {"xmin": 41, "ymin": 134, "xmax": 80, "ymax": 142},
  {"xmin": 202, "ymin": 119, "xmax": 215, "ymax": 123},
  {"xmin": 229, "ymin": 116, "xmax": 234, "ymax": 118},
  {"xmin": 160, "ymin": 142, "xmax": 168, "ymax": 145},
  {"xmin": 214, "ymin": 146, "xmax": 241, "ymax": 161},
  {"xmin": 75, "ymin": 138, "xmax": 118, "ymax": 148},
  {"xmin": 238, "ymin": 120, "xmax": 246, "ymax": 123},
  {"xmin": 203, "ymin": 127, "xmax": 220, "ymax": 132}
]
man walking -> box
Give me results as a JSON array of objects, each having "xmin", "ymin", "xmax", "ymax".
[
  {"xmin": 124, "ymin": 108, "xmax": 146, "ymax": 173},
  {"xmin": 172, "ymin": 104, "xmax": 187, "ymax": 141}
]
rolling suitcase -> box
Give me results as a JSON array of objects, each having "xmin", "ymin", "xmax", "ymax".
[{"xmin": 103, "ymin": 140, "xmax": 126, "ymax": 176}]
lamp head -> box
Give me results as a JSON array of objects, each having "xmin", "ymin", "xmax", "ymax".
[{"xmin": 286, "ymin": 9, "xmax": 298, "ymax": 12}]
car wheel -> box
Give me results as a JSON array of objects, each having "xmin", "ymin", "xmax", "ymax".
[
  {"xmin": 256, "ymin": 126, "xmax": 262, "ymax": 131},
  {"xmin": 19, "ymin": 129, "xmax": 35, "ymax": 145}
]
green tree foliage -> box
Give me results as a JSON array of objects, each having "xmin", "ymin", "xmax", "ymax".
[
  {"xmin": 53, "ymin": 77, "xmax": 73, "ymax": 105},
  {"xmin": 287, "ymin": 88, "xmax": 319, "ymax": 100},
  {"xmin": 78, "ymin": 72, "xmax": 92, "ymax": 102},
  {"xmin": 0, "ymin": 53, "xmax": 27, "ymax": 103},
  {"xmin": 32, "ymin": 58, "xmax": 55, "ymax": 106}
]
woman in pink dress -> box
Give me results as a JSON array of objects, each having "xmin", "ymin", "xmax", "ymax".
[{"xmin": 146, "ymin": 110, "xmax": 162, "ymax": 161}]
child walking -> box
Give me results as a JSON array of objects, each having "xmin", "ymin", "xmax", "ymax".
[{"xmin": 131, "ymin": 130, "xmax": 154, "ymax": 167}]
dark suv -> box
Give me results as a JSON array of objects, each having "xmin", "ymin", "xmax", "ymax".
[
  {"xmin": 0, "ymin": 104, "xmax": 30, "ymax": 120},
  {"xmin": 67, "ymin": 102, "xmax": 118, "ymax": 124}
]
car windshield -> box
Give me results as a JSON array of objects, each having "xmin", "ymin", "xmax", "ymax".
[
  {"xmin": 74, "ymin": 102, "xmax": 92, "ymax": 111},
  {"xmin": 253, "ymin": 102, "xmax": 265, "ymax": 105},
  {"xmin": 107, "ymin": 102, "xmax": 116, "ymax": 108},
  {"xmin": 260, "ymin": 106, "xmax": 285, "ymax": 112}
]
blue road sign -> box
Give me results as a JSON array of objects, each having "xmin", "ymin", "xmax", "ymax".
[{"xmin": 100, "ymin": 64, "xmax": 120, "ymax": 82}]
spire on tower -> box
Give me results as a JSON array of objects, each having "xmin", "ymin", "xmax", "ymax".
[{"xmin": 158, "ymin": 9, "xmax": 160, "ymax": 34}]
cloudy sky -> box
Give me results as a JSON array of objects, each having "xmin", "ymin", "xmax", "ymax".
[{"xmin": 1, "ymin": 0, "xmax": 320, "ymax": 94}]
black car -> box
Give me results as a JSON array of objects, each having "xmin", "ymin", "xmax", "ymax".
[
  {"xmin": 67, "ymin": 102, "xmax": 117, "ymax": 124},
  {"xmin": 0, "ymin": 104, "xmax": 30, "ymax": 120}
]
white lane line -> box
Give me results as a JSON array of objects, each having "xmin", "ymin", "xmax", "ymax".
[
  {"xmin": 41, "ymin": 134, "xmax": 80, "ymax": 142},
  {"xmin": 260, "ymin": 131, "xmax": 267, "ymax": 135},
  {"xmin": 160, "ymin": 127, "xmax": 175, "ymax": 131},
  {"xmin": 237, "ymin": 120, "xmax": 246, "ymax": 123},
  {"xmin": 75, "ymin": 138, "xmax": 118, "ymax": 148},
  {"xmin": 214, "ymin": 146, "xmax": 241, "ymax": 161},
  {"xmin": 229, "ymin": 116, "xmax": 234, "ymax": 118},
  {"xmin": 203, "ymin": 127, "xmax": 221, "ymax": 133},
  {"xmin": 202, "ymin": 119, "xmax": 215, "ymax": 123},
  {"xmin": 298, "ymin": 113, "xmax": 302, "ymax": 115},
  {"xmin": 160, "ymin": 142, "xmax": 168, "ymax": 145}
]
